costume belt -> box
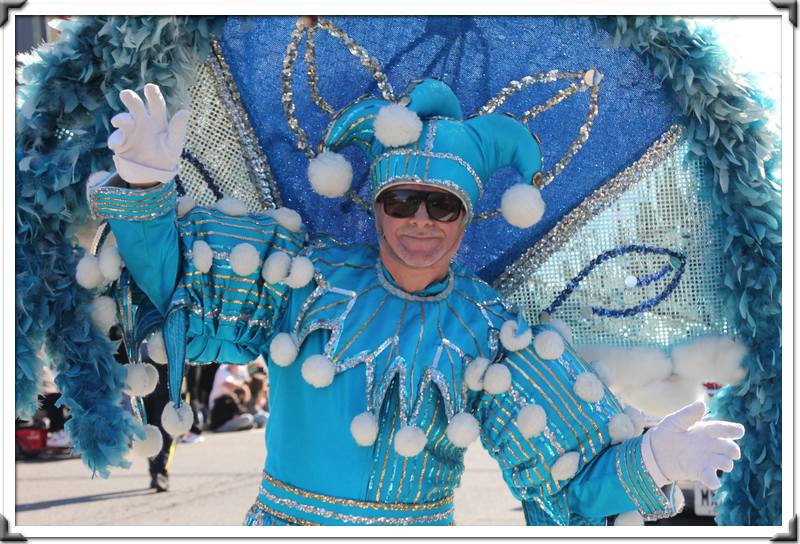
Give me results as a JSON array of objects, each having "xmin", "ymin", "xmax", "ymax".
[{"xmin": 252, "ymin": 471, "xmax": 455, "ymax": 526}]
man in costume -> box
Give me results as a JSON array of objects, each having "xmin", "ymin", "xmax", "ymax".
[{"xmin": 88, "ymin": 79, "xmax": 745, "ymax": 526}]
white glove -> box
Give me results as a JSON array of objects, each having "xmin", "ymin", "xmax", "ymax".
[
  {"xmin": 642, "ymin": 400, "xmax": 745, "ymax": 490},
  {"xmin": 107, "ymin": 83, "xmax": 190, "ymax": 185}
]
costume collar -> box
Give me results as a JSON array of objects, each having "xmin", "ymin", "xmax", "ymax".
[{"xmin": 376, "ymin": 260, "xmax": 454, "ymax": 301}]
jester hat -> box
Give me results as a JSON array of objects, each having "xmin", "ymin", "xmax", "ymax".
[{"xmin": 307, "ymin": 78, "xmax": 546, "ymax": 227}]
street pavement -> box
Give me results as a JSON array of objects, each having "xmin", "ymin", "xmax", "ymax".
[{"xmin": 13, "ymin": 427, "xmax": 522, "ymax": 526}]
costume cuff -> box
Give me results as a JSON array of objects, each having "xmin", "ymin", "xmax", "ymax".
[
  {"xmin": 615, "ymin": 435, "xmax": 680, "ymax": 521},
  {"xmin": 89, "ymin": 173, "xmax": 176, "ymax": 221},
  {"xmin": 641, "ymin": 430, "xmax": 671, "ymax": 487}
]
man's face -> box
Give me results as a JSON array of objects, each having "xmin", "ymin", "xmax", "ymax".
[{"xmin": 375, "ymin": 184, "xmax": 466, "ymax": 269}]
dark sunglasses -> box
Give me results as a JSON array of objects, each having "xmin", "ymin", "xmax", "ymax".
[{"xmin": 376, "ymin": 189, "xmax": 464, "ymax": 223}]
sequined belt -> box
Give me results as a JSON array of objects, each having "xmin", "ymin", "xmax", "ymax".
[{"xmin": 251, "ymin": 471, "xmax": 455, "ymax": 526}]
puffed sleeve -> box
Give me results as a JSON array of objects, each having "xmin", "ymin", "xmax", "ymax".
[{"xmin": 475, "ymin": 322, "xmax": 682, "ymax": 525}]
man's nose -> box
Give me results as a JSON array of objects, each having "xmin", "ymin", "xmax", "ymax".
[{"xmin": 410, "ymin": 201, "xmax": 434, "ymax": 224}]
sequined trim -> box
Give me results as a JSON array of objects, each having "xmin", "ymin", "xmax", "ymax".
[
  {"xmin": 615, "ymin": 436, "xmax": 676, "ymax": 521},
  {"xmin": 371, "ymin": 148, "xmax": 485, "ymax": 198},
  {"xmin": 90, "ymin": 179, "xmax": 176, "ymax": 221},
  {"xmin": 246, "ymin": 501, "xmax": 318, "ymax": 526},
  {"xmin": 375, "ymin": 261, "xmax": 454, "ymax": 302}
]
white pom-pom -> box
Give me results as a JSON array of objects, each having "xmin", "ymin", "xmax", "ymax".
[
  {"xmin": 176, "ymin": 195, "xmax": 196, "ymax": 218},
  {"xmin": 573, "ymin": 372, "xmax": 605, "ymax": 403},
  {"xmin": 132, "ymin": 424, "xmax": 163, "ymax": 458},
  {"xmin": 350, "ymin": 411, "xmax": 379, "ymax": 446},
  {"xmin": 624, "ymin": 275, "xmax": 638, "ymax": 288},
  {"xmin": 445, "ymin": 412, "xmax": 480, "ymax": 448},
  {"xmin": 192, "ymin": 240, "xmax": 213, "ymax": 273},
  {"xmin": 89, "ymin": 296, "xmax": 118, "ymax": 334},
  {"xmin": 161, "ymin": 401, "xmax": 194, "ymax": 437},
  {"xmin": 262, "ymin": 251, "xmax": 291, "ymax": 284},
  {"xmin": 500, "ymin": 320, "xmax": 532, "ymax": 352},
  {"xmin": 614, "ymin": 510, "xmax": 644, "ymax": 526},
  {"xmin": 212, "ymin": 196, "xmax": 248, "ymax": 216},
  {"xmin": 483, "ymin": 364, "xmax": 512, "ymax": 395},
  {"xmin": 76, "ymin": 255, "xmax": 104, "ymax": 289},
  {"xmin": 373, "ymin": 103, "xmax": 423, "ymax": 147},
  {"xmin": 500, "ymin": 184, "xmax": 545, "ymax": 228},
  {"xmin": 548, "ymin": 318, "xmax": 573, "ymax": 344},
  {"xmin": 393, "ymin": 425, "xmax": 427, "ymax": 457},
  {"xmin": 551, "ymin": 451, "xmax": 580, "ymax": 480},
  {"xmin": 267, "ymin": 207, "xmax": 303, "ymax": 232},
  {"xmin": 590, "ymin": 360, "xmax": 615, "ymax": 386},
  {"xmin": 609, "ymin": 413, "xmax": 635, "ymax": 444},
  {"xmin": 301, "ymin": 354, "xmax": 336, "ymax": 388},
  {"xmin": 270, "ymin": 332, "xmax": 298, "ymax": 367},
  {"xmin": 98, "ymin": 245, "xmax": 123, "ymax": 281},
  {"xmin": 125, "ymin": 363, "xmax": 158, "ymax": 397},
  {"xmin": 146, "ymin": 331, "xmax": 168, "ymax": 365},
  {"xmin": 285, "ymin": 256, "xmax": 315, "ymax": 288},
  {"xmin": 230, "ymin": 243, "xmax": 261, "ymax": 276},
  {"xmin": 464, "ymin": 357, "xmax": 490, "ymax": 391},
  {"xmin": 308, "ymin": 152, "xmax": 353, "ymax": 198},
  {"xmin": 533, "ymin": 330, "xmax": 564, "ymax": 360},
  {"xmin": 624, "ymin": 406, "xmax": 646, "ymax": 437},
  {"xmin": 516, "ymin": 404, "xmax": 547, "ymax": 439}
]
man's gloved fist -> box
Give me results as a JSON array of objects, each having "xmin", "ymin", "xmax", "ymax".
[
  {"xmin": 107, "ymin": 83, "xmax": 190, "ymax": 185},
  {"xmin": 643, "ymin": 400, "xmax": 745, "ymax": 490}
]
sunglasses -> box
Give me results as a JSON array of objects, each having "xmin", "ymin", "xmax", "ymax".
[{"xmin": 376, "ymin": 189, "xmax": 464, "ymax": 223}]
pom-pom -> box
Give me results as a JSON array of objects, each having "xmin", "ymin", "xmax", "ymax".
[
  {"xmin": 98, "ymin": 245, "xmax": 123, "ymax": 281},
  {"xmin": 573, "ymin": 372, "xmax": 604, "ymax": 403},
  {"xmin": 373, "ymin": 103, "xmax": 423, "ymax": 147},
  {"xmin": 146, "ymin": 331, "xmax": 168, "ymax": 365},
  {"xmin": 464, "ymin": 357, "xmax": 490, "ymax": 391},
  {"xmin": 301, "ymin": 354, "xmax": 336, "ymax": 388},
  {"xmin": 267, "ymin": 207, "xmax": 303, "ymax": 232},
  {"xmin": 285, "ymin": 256, "xmax": 315, "ymax": 288},
  {"xmin": 445, "ymin": 412, "xmax": 480, "ymax": 448},
  {"xmin": 76, "ymin": 255, "xmax": 104, "ymax": 289},
  {"xmin": 483, "ymin": 364, "xmax": 512, "ymax": 395},
  {"xmin": 89, "ymin": 296, "xmax": 118, "ymax": 334},
  {"xmin": 533, "ymin": 330, "xmax": 564, "ymax": 359},
  {"xmin": 262, "ymin": 251, "xmax": 291, "ymax": 284},
  {"xmin": 161, "ymin": 401, "xmax": 194, "ymax": 437},
  {"xmin": 548, "ymin": 318, "xmax": 573, "ymax": 344},
  {"xmin": 212, "ymin": 196, "xmax": 248, "ymax": 216},
  {"xmin": 517, "ymin": 404, "xmax": 547, "ymax": 438},
  {"xmin": 614, "ymin": 510, "xmax": 644, "ymax": 526},
  {"xmin": 176, "ymin": 195, "xmax": 196, "ymax": 218},
  {"xmin": 132, "ymin": 424, "xmax": 163, "ymax": 458},
  {"xmin": 125, "ymin": 363, "xmax": 158, "ymax": 397},
  {"xmin": 270, "ymin": 332, "xmax": 298, "ymax": 367},
  {"xmin": 499, "ymin": 320, "xmax": 532, "ymax": 352},
  {"xmin": 308, "ymin": 152, "xmax": 353, "ymax": 198},
  {"xmin": 393, "ymin": 424, "xmax": 427, "ymax": 457},
  {"xmin": 350, "ymin": 411, "xmax": 379, "ymax": 446},
  {"xmin": 551, "ymin": 451, "xmax": 580, "ymax": 481},
  {"xmin": 500, "ymin": 183, "xmax": 545, "ymax": 228},
  {"xmin": 609, "ymin": 413, "xmax": 635, "ymax": 444},
  {"xmin": 192, "ymin": 240, "xmax": 213, "ymax": 273},
  {"xmin": 624, "ymin": 406, "xmax": 646, "ymax": 437},
  {"xmin": 230, "ymin": 243, "xmax": 261, "ymax": 276}
]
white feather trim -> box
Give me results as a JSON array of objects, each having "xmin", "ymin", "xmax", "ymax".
[
  {"xmin": 516, "ymin": 404, "xmax": 547, "ymax": 439},
  {"xmin": 483, "ymin": 364, "xmax": 512, "ymax": 395},
  {"xmin": 89, "ymin": 296, "xmax": 118, "ymax": 333},
  {"xmin": 176, "ymin": 195, "xmax": 196, "ymax": 218},
  {"xmin": 132, "ymin": 424, "xmax": 163, "ymax": 458},
  {"xmin": 230, "ymin": 243, "xmax": 261, "ymax": 276},
  {"xmin": 285, "ymin": 256, "xmax": 315, "ymax": 288},
  {"xmin": 146, "ymin": 331, "xmax": 168, "ymax": 365},
  {"xmin": 500, "ymin": 183, "xmax": 545, "ymax": 228},
  {"xmin": 548, "ymin": 318, "xmax": 573, "ymax": 344},
  {"xmin": 373, "ymin": 103, "xmax": 423, "ymax": 147},
  {"xmin": 551, "ymin": 451, "xmax": 580, "ymax": 481},
  {"xmin": 262, "ymin": 251, "xmax": 291, "ymax": 284},
  {"xmin": 393, "ymin": 425, "xmax": 427, "ymax": 457},
  {"xmin": 533, "ymin": 330, "xmax": 564, "ymax": 360},
  {"xmin": 98, "ymin": 245, "xmax": 123, "ymax": 281},
  {"xmin": 590, "ymin": 360, "xmax": 615, "ymax": 386},
  {"xmin": 308, "ymin": 152, "xmax": 353, "ymax": 198},
  {"xmin": 161, "ymin": 401, "xmax": 194, "ymax": 437},
  {"xmin": 269, "ymin": 332, "xmax": 298, "ymax": 367},
  {"xmin": 301, "ymin": 354, "xmax": 336, "ymax": 388},
  {"xmin": 125, "ymin": 363, "xmax": 158, "ymax": 397},
  {"xmin": 622, "ymin": 375, "xmax": 702, "ymax": 419},
  {"xmin": 614, "ymin": 511, "xmax": 644, "ymax": 526},
  {"xmin": 624, "ymin": 405, "xmax": 646, "ymax": 437},
  {"xmin": 573, "ymin": 372, "xmax": 605, "ymax": 403},
  {"xmin": 76, "ymin": 255, "xmax": 104, "ymax": 289},
  {"xmin": 672, "ymin": 336, "xmax": 748, "ymax": 386},
  {"xmin": 608, "ymin": 413, "xmax": 635, "ymax": 444},
  {"xmin": 212, "ymin": 196, "xmax": 248, "ymax": 216},
  {"xmin": 445, "ymin": 412, "xmax": 480, "ymax": 448},
  {"xmin": 266, "ymin": 207, "xmax": 303, "ymax": 232},
  {"xmin": 192, "ymin": 240, "xmax": 213, "ymax": 273},
  {"xmin": 464, "ymin": 357, "xmax": 490, "ymax": 391},
  {"xmin": 576, "ymin": 345, "xmax": 672, "ymax": 397},
  {"xmin": 350, "ymin": 412, "xmax": 379, "ymax": 446},
  {"xmin": 499, "ymin": 320, "xmax": 532, "ymax": 352}
]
